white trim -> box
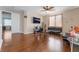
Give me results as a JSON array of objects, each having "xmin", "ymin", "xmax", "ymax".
[
  {"xmin": 0, "ymin": 39, "xmax": 3, "ymax": 50},
  {"xmin": 24, "ymin": 32, "xmax": 33, "ymax": 34}
]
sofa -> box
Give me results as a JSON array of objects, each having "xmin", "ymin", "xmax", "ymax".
[{"xmin": 48, "ymin": 27, "xmax": 62, "ymax": 33}]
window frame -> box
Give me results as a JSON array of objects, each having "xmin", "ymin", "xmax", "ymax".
[{"xmin": 48, "ymin": 14, "xmax": 63, "ymax": 28}]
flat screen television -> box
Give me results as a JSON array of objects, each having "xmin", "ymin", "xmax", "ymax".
[{"xmin": 33, "ymin": 17, "xmax": 40, "ymax": 23}]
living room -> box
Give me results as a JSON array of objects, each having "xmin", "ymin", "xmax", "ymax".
[{"xmin": 0, "ymin": 6, "xmax": 79, "ymax": 52}]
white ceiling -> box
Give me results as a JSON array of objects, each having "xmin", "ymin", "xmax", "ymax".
[{"xmin": 14, "ymin": 6, "xmax": 79, "ymax": 15}]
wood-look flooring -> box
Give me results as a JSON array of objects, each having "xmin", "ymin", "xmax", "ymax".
[{"xmin": 1, "ymin": 32, "xmax": 71, "ymax": 52}]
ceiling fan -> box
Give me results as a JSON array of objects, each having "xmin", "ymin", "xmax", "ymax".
[{"xmin": 41, "ymin": 6, "xmax": 55, "ymax": 11}]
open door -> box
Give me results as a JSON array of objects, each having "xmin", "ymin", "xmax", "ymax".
[{"xmin": 2, "ymin": 11, "xmax": 12, "ymax": 42}]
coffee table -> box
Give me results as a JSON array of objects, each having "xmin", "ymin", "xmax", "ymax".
[{"xmin": 67, "ymin": 37, "xmax": 79, "ymax": 52}]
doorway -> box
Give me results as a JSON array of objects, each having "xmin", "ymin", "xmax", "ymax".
[{"xmin": 2, "ymin": 11, "xmax": 12, "ymax": 42}]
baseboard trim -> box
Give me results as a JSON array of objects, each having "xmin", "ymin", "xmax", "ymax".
[
  {"xmin": 12, "ymin": 33, "xmax": 24, "ymax": 35},
  {"xmin": 24, "ymin": 32, "xmax": 33, "ymax": 35}
]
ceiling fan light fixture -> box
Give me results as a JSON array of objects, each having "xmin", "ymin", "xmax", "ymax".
[{"xmin": 43, "ymin": 6, "xmax": 54, "ymax": 10}]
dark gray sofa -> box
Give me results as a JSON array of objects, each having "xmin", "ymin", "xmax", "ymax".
[{"xmin": 48, "ymin": 27, "xmax": 62, "ymax": 33}]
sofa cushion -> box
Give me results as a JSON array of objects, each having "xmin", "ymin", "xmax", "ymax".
[{"xmin": 48, "ymin": 27, "xmax": 62, "ymax": 33}]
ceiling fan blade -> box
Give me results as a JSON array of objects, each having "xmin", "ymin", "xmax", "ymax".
[
  {"xmin": 48, "ymin": 8, "xmax": 55, "ymax": 11},
  {"xmin": 40, "ymin": 8, "xmax": 55, "ymax": 11},
  {"xmin": 40, "ymin": 9, "xmax": 46, "ymax": 11},
  {"xmin": 43, "ymin": 6, "xmax": 54, "ymax": 10}
]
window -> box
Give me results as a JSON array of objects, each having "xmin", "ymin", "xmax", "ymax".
[
  {"xmin": 2, "ymin": 12, "xmax": 11, "ymax": 26},
  {"xmin": 49, "ymin": 16, "xmax": 55, "ymax": 26},
  {"xmin": 56, "ymin": 15, "xmax": 62, "ymax": 27},
  {"xmin": 49, "ymin": 15, "xmax": 62, "ymax": 27},
  {"xmin": 4, "ymin": 19, "xmax": 11, "ymax": 26}
]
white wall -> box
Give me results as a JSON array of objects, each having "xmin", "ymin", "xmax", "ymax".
[
  {"xmin": 24, "ymin": 12, "xmax": 43, "ymax": 34},
  {"xmin": 63, "ymin": 8, "xmax": 79, "ymax": 33},
  {"xmin": 12, "ymin": 12, "xmax": 21, "ymax": 33},
  {"xmin": 42, "ymin": 15, "xmax": 49, "ymax": 30},
  {"xmin": 12, "ymin": 12, "xmax": 24, "ymax": 33},
  {"xmin": 20, "ymin": 12, "xmax": 24, "ymax": 33}
]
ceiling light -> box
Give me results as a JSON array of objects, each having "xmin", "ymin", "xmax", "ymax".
[{"xmin": 43, "ymin": 6, "xmax": 54, "ymax": 10}]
